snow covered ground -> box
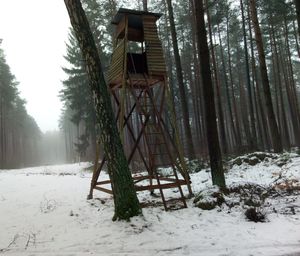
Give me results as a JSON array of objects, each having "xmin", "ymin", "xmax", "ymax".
[{"xmin": 0, "ymin": 154, "xmax": 300, "ymax": 255}]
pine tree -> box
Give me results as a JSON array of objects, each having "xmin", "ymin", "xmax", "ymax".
[
  {"xmin": 193, "ymin": 0, "xmax": 226, "ymax": 188},
  {"xmin": 240, "ymin": 0, "xmax": 257, "ymax": 151},
  {"xmin": 249, "ymin": 0, "xmax": 283, "ymax": 153},
  {"xmin": 165, "ymin": 0, "xmax": 196, "ymax": 159},
  {"xmin": 60, "ymin": 30, "xmax": 97, "ymax": 159},
  {"xmin": 0, "ymin": 45, "xmax": 41, "ymax": 168}
]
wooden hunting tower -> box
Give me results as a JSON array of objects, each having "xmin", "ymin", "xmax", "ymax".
[
  {"xmin": 107, "ymin": 8, "xmax": 166, "ymax": 87},
  {"xmin": 88, "ymin": 8, "xmax": 192, "ymax": 210}
]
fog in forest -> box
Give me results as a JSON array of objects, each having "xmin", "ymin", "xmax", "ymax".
[
  {"xmin": 1, "ymin": 0, "xmax": 300, "ymax": 170},
  {"xmin": 1, "ymin": 1, "xmax": 300, "ymax": 254}
]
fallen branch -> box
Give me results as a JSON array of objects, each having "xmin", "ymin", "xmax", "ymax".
[{"xmin": 0, "ymin": 234, "xmax": 19, "ymax": 253}]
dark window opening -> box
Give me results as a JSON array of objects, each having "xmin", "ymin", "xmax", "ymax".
[
  {"xmin": 127, "ymin": 41, "xmax": 148, "ymax": 74},
  {"xmin": 127, "ymin": 52, "xmax": 148, "ymax": 74}
]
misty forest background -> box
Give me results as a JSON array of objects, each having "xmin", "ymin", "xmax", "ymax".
[{"xmin": 0, "ymin": 0, "xmax": 300, "ymax": 169}]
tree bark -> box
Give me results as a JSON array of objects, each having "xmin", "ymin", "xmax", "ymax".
[
  {"xmin": 193, "ymin": 0, "xmax": 226, "ymax": 188},
  {"xmin": 64, "ymin": 0, "xmax": 141, "ymax": 221},
  {"xmin": 247, "ymin": 3, "xmax": 267, "ymax": 150},
  {"xmin": 165, "ymin": 0, "xmax": 195, "ymax": 159},
  {"xmin": 270, "ymin": 24, "xmax": 291, "ymax": 148},
  {"xmin": 284, "ymin": 17, "xmax": 300, "ymax": 133},
  {"xmin": 240, "ymin": 0, "xmax": 257, "ymax": 150},
  {"xmin": 279, "ymin": 18, "xmax": 300, "ymax": 147},
  {"xmin": 217, "ymin": 22, "xmax": 237, "ymax": 151},
  {"xmin": 190, "ymin": 0, "xmax": 207, "ymax": 153},
  {"xmin": 205, "ymin": 0, "xmax": 228, "ymax": 155},
  {"xmin": 226, "ymin": 14, "xmax": 242, "ymax": 149},
  {"xmin": 249, "ymin": 0, "xmax": 282, "ymax": 152}
]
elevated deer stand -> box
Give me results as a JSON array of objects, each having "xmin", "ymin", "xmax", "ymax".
[{"xmin": 88, "ymin": 8, "xmax": 192, "ymax": 210}]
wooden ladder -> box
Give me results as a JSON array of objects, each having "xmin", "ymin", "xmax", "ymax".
[{"xmin": 139, "ymin": 89, "xmax": 187, "ymax": 210}]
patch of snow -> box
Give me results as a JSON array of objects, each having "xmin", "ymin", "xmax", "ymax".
[{"xmin": 0, "ymin": 157, "xmax": 299, "ymax": 255}]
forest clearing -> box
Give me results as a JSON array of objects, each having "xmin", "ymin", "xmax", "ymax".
[
  {"xmin": 1, "ymin": 0, "xmax": 300, "ymax": 255},
  {"xmin": 0, "ymin": 153, "xmax": 299, "ymax": 255}
]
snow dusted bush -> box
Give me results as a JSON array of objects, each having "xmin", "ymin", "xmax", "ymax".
[
  {"xmin": 229, "ymin": 152, "xmax": 278, "ymax": 167},
  {"xmin": 229, "ymin": 151, "xmax": 299, "ymax": 168},
  {"xmin": 187, "ymin": 159, "xmax": 208, "ymax": 173},
  {"xmin": 193, "ymin": 186, "xmax": 225, "ymax": 210}
]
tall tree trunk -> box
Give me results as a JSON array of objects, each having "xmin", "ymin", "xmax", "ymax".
[
  {"xmin": 191, "ymin": 0, "xmax": 208, "ymax": 154},
  {"xmin": 284, "ymin": 17, "xmax": 300, "ymax": 133},
  {"xmin": 165, "ymin": 0, "xmax": 195, "ymax": 159},
  {"xmin": 278, "ymin": 39, "xmax": 299, "ymax": 146},
  {"xmin": 193, "ymin": 0, "xmax": 226, "ymax": 188},
  {"xmin": 247, "ymin": 3, "xmax": 266, "ymax": 150},
  {"xmin": 241, "ymin": 0, "xmax": 257, "ymax": 150},
  {"xmin": 237, "ymin": 59, "xmax": 252, "ymax": 148},
  {"xmin": 205, "ymin": 0, "xmax": 228, "ymax": 154},
  {"xmin": 190, "ymin": 1, "xmax": 205, "ymax": 150},
  {"xmin": 247, "ymin": 4, "xmax": 262, "ymax": 149},
  {"xmin": 64, "ymin": 0, "xmax": 141, "ymax": 221},
  {"xmin": 270, "ymin": 24, "xmax": 291, "ymax": 148},
  {"xmin": 217, "ymin": 23, "xmax": 237, "ymax": 151},
  {"xmin": 279, "ymin": 20, "xmax": 300, "ymax": 147},
  {"xmin": 253, "ymin": 81, "xmax": 267, "ymax": 150},
  {"xmin": 269, "ymin": 28, "xmax": 281, "ymax": 134},
  {"xmin": 226, "ymin": 15, "xmax": 242, "ymax": 149},
  {"xmin": 249, "ymin": 0, "xmax": 282, "ymax": 152}
]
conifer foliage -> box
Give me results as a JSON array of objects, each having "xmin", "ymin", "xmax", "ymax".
[
  {"xmin": 60, "ymin": 0, "xmax": 115, "ymax": 161},
  {"xmin": 0, "ymin": 44, "xmax": 41, "ymax": 168}
]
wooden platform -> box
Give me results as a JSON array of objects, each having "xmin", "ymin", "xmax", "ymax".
[
  {"xmin": 94, "ymin": 174, "xmax": 189, "ymax": 196},
  {"xmin": 109, "ymin": 73, "xmax": 165, "ymax": 90}
]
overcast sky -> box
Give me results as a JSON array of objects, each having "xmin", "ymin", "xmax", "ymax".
[{"xmin": 0, "ymin": 0, "xmax": 71, "ymax": 132}]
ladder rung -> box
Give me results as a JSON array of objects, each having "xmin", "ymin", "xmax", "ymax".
[{"xmin": 135, "ymin": 181, "xmax": 182, "ymax": 191}]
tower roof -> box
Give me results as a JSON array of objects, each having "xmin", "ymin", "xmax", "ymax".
[{"xmin": 111, "ymin": 8, "xmax": 162, "ymax": 30}]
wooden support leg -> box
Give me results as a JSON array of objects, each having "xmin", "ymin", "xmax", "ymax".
[{"xmin": 87, "ymin": 156, "xmax": 106, "ymax": 199}]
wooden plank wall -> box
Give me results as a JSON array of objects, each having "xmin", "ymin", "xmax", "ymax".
[
  {"xmin": 143, "ymin": 16, "xmax": 166, "ymax": 76},
  {"xmin": 108, "ymin": 38, "xmax": 125, "ymax": 84}
]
